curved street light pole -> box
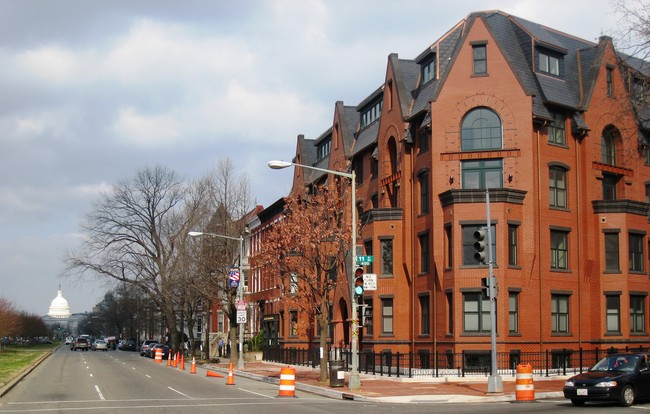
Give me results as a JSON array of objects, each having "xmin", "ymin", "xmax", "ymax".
[
  {"xmin": 189, "ymin": 231, "xmax": 245, "ymax": 370},
  {"xmin": 268, "ymin": 160, "xmax": 361, "ymax": 390}
]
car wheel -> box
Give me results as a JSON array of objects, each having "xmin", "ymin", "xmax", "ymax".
[
  {"xmin": 570, "ymin": 399, "xmax": 585, "ymax": 406},
  {"xmin": 619, "ymin": 385, "xmax": 635, "ymax": 407}
]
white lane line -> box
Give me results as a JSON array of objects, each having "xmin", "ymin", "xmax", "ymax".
[
  {"xmin": 94, "ymin": 385, "xmax": 105, "ymax": 401},
  {"xmin": 238, "ymin": 388, "xmax": 274, "ymax": 398},
  {"xmin": 167, "ymin": 386, "xmax": 193, "ymax": 399},
  {"xmin": 146, "ymin": 374, "xmax": 152, "ymax": 378},
  {"xmin": 90, "ymin": 373, "xmax": 93, "ymax": 377}
]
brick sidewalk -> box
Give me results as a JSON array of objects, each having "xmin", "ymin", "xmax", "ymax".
[{"xmin": 207, "ymin": 359, "xmax": 568, "ymax": 400}]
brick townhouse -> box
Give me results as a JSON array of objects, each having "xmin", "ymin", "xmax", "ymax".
[{"xmin": 245, "ymin": 10, "xmax": 650, "ymax": 366}]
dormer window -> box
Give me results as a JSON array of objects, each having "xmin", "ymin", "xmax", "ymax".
[
  {"xmin": 538, "ymin": 49, "xmax": 562, "ymax": 76},
  {"xmin": 361, "ymin": 100, "xmax": 383, "ymax": 128},
  {"xmin": 421, "ymin": 56, "xmax": 436, "ymax": 84},
  {"xmin": 317, "ymin": 138, "xmax": 331, "ymax": 161}
]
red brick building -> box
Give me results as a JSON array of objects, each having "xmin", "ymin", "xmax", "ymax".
[{"xmin": 250, "ymin": 10, "xmax": 650, "ymax": 364}]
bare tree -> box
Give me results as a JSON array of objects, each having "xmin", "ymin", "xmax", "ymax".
[
  {"xmin": 64, "ymin": 165, "xmax": 211, "ymax": 350},
  {"xmin": 186, "ymin": 157, "xmax": 254, "ymax": 363},
  {"xmin": 612, "ymin": 0, "xmax": 650, "ymax": 61},
  {"xmin": 255, "ymin": 182, "xmax": 351, "ymax": 382}
]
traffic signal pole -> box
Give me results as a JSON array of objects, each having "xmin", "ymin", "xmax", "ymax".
[{"xmin": 485, "ymin": 189, "xmax": 503, "ymax": 394}]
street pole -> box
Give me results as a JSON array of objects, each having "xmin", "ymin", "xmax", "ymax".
[
  {"xmin": 485, "ymin": 190, "xmax": 503, "ymax": 394},
  {"xmin": 268, "ymin": 160, "xmax": 361, "ymax": 390},
  {"xmin": 237, "ymin": 234, "xmax": 244, "ymax": 370}
]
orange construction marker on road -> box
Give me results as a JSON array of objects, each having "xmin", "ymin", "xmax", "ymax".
[
  {"xmin": 179, "ymin": 354, "xmax": 185, "ymax": 370},
  {"xmin": 190, "ymin": 357, "xmax": 196, "ymax": 374},
  {"xmin": 226, "ymin": 362, "xmax": 235, "ymax": 385},
  {"xmin": 206, "ymin": 370, "xmax": 224, "ymax": 378},
  {"xmin": 167, "ymin": 349, "xmax": 172, "ymax": 366}
]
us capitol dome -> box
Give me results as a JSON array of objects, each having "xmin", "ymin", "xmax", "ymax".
[
  {"xmin": 43, "ymin": 287, "xmax": 86, "ymax": 339},
  {"xmin": 48, "ymin": 289, "xmax": 71, "ymax": 319}
]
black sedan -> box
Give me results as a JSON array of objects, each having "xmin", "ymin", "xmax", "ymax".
[{"xmin": 564, "ymin": 352, "xmax": 650, "ymax": 407}]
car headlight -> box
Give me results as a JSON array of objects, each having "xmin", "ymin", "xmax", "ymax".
[
  {"xmin": 564, "ymin": 380, "xmax": 575, "ymax": 387},
  {"xmin": 595, "ymin": 381, "xmax": 617, "ymax": 387}
]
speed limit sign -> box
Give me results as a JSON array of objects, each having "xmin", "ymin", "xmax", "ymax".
[{"xmin": 236, "ymin": 310, "xmax": 247, "ymax": 324}]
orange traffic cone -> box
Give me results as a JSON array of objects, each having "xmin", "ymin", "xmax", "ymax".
[
  {"xmin": 172, "ymin": 352, "xmax": 178, "ymax": 368},
  {"xmin": 166, "ymin": 349, "xmax": 172, "ymax": 366},
  {"xmin": 190, "ymin": 357, "xmax": 196, "ymax": 374},
  {"xmin": 179, "ymin": 354, "xmax": 185, "ymax": 371},
  {"xmin": 206, "ymin": 370, "xmax": 224, "ymax": 378},
  {"xmin": 226, "ymin": 362, "xmax": 235, "ymax": 385}
]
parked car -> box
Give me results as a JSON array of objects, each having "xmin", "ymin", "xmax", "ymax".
[
  {"xmin": 140, "ymin": 340, "xmax": 158, "ymax": 356},
  {"xmin": 148, "ymin": 343, "xmax": 170, "ymax": 359},
  {"xmin": 92, "ymin": 339, "xmax": 108, "ymax": 351},
  {"xmin": 564, "ymin": 353, "xmax": 650, "ymax": 407},
  {"xmin": 121, "ymin": 340, "xmax": 137, "ymax": 351},
  {"xmin": 71, "ymin": 337, "xmax": 89, "ymax": 351}
]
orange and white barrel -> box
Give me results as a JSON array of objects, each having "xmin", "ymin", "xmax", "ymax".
[
  {"xmin": 154, "ymin": 348, "xmax": 163, "ymax": 363},
  {"xmin": 515, "ymin": 363, "xmax": 535, "ymax": 402},
  {"xmin": 278, "ymin": 366, "xmax": 296, "ymax": 397}
]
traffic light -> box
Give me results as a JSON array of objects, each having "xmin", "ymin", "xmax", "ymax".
[
  {"xmin": 481, "ymin": 276, "xmax": 498, "ymax": 299},
  {"xmin": 354, "ymin": 267, "xmax": 364, "ymax": 296},
  {"xmin": 473, "ymin": 228, "xmax": 488, "ymax": 264},
  {"xmin": 481, "ymin": 277, "xmax": 490, "ymax": 298}
]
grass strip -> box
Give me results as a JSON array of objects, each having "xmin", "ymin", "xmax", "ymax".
[{"xmin": 0, "ymin": 344, "xmax": 56, "ymax": 386}]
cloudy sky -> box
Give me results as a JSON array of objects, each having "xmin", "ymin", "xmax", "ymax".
[{"xmin": 1, "ymin": 0, "xmax": 622, "ymax": 316}]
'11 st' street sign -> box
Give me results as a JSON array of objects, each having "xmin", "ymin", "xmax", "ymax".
[{"xmin": 357, "ymin": 255, "xmax": 374, "ymax": 265}]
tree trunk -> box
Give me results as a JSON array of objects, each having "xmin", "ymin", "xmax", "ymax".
[{"xmin": 318, "ymin": 305, "xmax": 329, "ymax": 382}]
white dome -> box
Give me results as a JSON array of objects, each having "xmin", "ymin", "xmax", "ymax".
[{"xmin": 48, "ymin": 289, "xmax": 71, "ymax": 319}]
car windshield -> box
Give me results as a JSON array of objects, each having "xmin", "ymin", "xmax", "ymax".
[{"xmin": 591, "ymin": 355, "xmax": 640, "ymax": 372}]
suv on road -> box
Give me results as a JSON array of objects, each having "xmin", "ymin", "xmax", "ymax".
[
  {"xmin": 72, "ymin": 337, "xmax": 89, "ymax": 351},
  {"xmin": 140, "ymin": 340, "xmax": 158, "ymax": 356}
]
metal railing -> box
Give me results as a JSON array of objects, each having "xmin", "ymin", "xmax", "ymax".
[{"xmin": 262, "ymin": 345, "xmax": 648, "ymax": 378}]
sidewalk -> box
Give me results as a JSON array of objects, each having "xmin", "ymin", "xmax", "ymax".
[{"xmin": 205, "ymin": 358, "xmax": 568, "ymax": 403}]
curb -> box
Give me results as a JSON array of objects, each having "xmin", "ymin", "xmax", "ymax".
[
  {"xmin": 0, "ymin": 350, "xmax": 53, "ymax": 398},
  {"xmin": 203, "ymin": 364, "xmax": 565, "ymax": 403}
]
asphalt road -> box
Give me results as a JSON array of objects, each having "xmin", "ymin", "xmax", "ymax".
[
  {"xmin": 1, "ymin": 347, "xmax": 649, "ymax": 414},
  {"xmin": 0, "ymin": 346, "xmax": 341, "ymax": 413}
]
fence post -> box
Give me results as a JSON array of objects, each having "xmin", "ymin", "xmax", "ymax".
[
  {"xmin": 396, "ymin": 352, "xmax": 400, "ymax": 378},
  {"xmin": 545, "ymin": 349, "xmax": 549, "ymax": 377},
  {"xmin": 579, "ymin": 347, "xmax": 583, "ymax": 373},
  {"xmin": 435, "ymin": 350, "xmax": 439, "ymax": 378}
]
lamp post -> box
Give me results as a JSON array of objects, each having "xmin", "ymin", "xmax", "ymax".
[
  {"xmin": 189, "ymin": 231, "xmax": 245, "ymax": 370},
  {"xmin": 268, "ymin": 160, "xmax": 361, "ymax": 391}
]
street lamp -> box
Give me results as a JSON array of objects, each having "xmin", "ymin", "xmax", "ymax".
[
  {"xmin": 188, "ymin": 231, "xmax": 245, "ymax": 370},
  {"xmin": 267, "ymin": 160, "xmax": 361, "ymax": 391}
]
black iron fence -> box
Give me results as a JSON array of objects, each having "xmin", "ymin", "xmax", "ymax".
[{"xmin": 262, "ymin": 345, "xmax": 649, "ymax": 378}]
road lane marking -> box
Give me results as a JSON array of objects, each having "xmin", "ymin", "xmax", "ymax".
[
  {"xmin": 238, "ymin": 388, "xmax": 274, "ymax": 398},
  {"xmin": 146, "ymin": 374, "xmax": 152, "ymax": 378},
  {"xmin": 94, "ymin": 385, "xmax": 105, "ymax": 401},
  {"xmin": 168, "ymin": 387, "xmax": 193, "ymax": 399}
]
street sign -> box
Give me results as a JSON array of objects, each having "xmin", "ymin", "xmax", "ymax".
[
  {"xmin": 357, "ymin": 255, "xmax": 374, "ymax": 265},
  {"xmin": 229, "ymin": 267, "xmax": 240, "ymax": 288},
  {"xmin": 363, "ymin": 273, "xmax": 377, "ymax": 291},
  {"xmin": 237, "ymin": 300, "xmax": 246, "ymax": 310},
  {"xmin": 236, "ymin": 310, "xmax": 247, "ymax": 324}
]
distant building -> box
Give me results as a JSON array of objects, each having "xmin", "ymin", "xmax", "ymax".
[{"xmin": 42, "ymin": 288, "xmax": 86, "ymax": 339}]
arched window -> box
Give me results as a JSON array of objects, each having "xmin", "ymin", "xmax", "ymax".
[
  {"xmin": 461, "ymin": 107, "xmax": 502, "ymax": 151},
  {"xmin": 601, "ymin": 126, "xmax": 619, "ymax": 166}
]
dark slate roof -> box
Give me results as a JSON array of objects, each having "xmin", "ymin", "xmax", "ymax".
[
  {"xmin": 297, "ymin": 134, "xmax": 317, "ymax": 168},
  {"xmin": 339, "ymin": 103, "xmax": 359, "ymax": 157},
  {"xmin": 353, "ymin": 120, "xmax": 379, "ymax": 156},
  {"xmin": 296, "ymin": 9, "xmax": 649, "ymax": 172}
]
